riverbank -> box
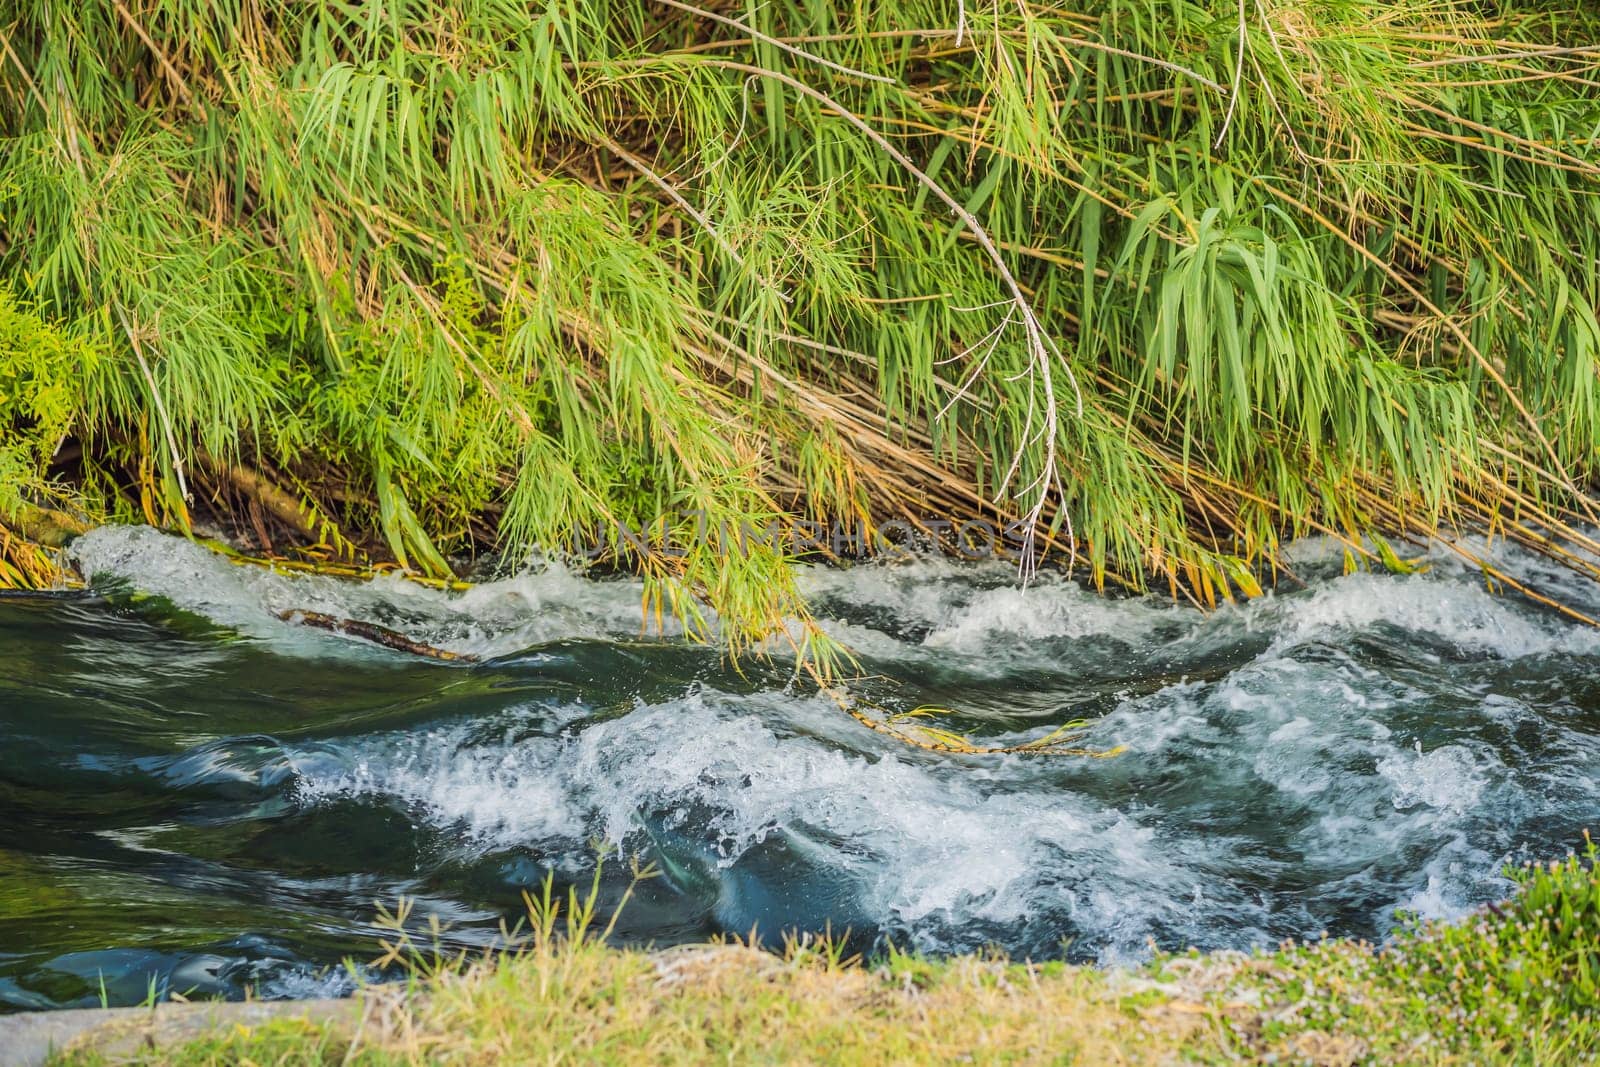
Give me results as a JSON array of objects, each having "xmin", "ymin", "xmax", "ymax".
[
  {"xmin": 5, "ymin": 1, "xmax": 1600, "ymax": 655},
  {"xmin": 27, "ymin": 845, "xmax": 1599, "ymax": 1066}
]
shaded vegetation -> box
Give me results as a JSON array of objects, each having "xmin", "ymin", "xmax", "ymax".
[
  {"xmin": 2, "ymin": 0, "xmax": 1600, "ymax": 656},
  {"xmin": 52, "ymin": 839, "xmax": 1600, "ymax": 1065}
]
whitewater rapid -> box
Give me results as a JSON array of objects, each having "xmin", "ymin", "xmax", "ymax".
[{"xmin": 54, "ymin": 525, "xmax": 1600, "ymax": 968}]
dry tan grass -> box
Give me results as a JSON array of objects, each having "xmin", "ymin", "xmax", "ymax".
[{"xmin": 322, "ymin": 943, "xmax": 1216, "ymax": 1066}]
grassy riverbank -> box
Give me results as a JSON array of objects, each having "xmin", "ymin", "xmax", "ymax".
[
  {"xmin": 4, "ymin": 0, "xmax": 1600, "ymax": 656},
  {"xmin": 52, "ymin": 842, "xmax": 1600, "ymax": 1066}
]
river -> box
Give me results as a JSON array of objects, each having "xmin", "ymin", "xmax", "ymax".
[{"xmin": 2, "ymin": 525, "xmax": 1596, "ymax": 1010}]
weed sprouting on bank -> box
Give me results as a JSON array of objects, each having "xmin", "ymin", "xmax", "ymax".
[
  {"xmin": 50, "ymin": 840, "xmax": 1600, "ymax": 1065},
  {"xmin": 2, "ymin": 0, "xmax": 1600, "ymax": 662},
  {"xmin": 1222, "ymin": 834, "xmax": 1600, "ymax": 1063}
]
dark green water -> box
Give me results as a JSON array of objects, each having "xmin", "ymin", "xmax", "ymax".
[{"xmin": 3, "ymin": 526, "xmax": 1598, "ymax": 1011}]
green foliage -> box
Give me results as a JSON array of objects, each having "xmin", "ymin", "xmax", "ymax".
[
  {"xmin": 1385, "ymin": 838, "xmax": 1600, "ymax": 1050},
  {"xmin": 1224, "ymin": 838, "xmax": 1600, "ymax": 1064},
  {"xmin": 0, "ymin": 289, "xmax": 95, "ymax": 516},
  {"xmin": 0, "ymin": 0, "xmax": 1598, "ymax": 634}
]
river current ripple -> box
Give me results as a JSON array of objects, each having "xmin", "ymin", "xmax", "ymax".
[{"xmin": 2, "ymin": 525, "xmax": 1597, "ymax": 1010}]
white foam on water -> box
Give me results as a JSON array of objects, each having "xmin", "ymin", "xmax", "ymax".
[
  {"xmin": 72, "ymin": 525, "xmax": 1600, "ymax": 672},
  {"xmin": 796, "ymin": 557, "xmax": 1015, "ymax": 629},
  {"xmin": 798, "ymin": 557, "xmax": 1191, "ymax": 673},
  {"xmin": 1400, "ymin": 842, "xmax": 1494, "ymax": 922},
  {"xmin": 1276, "ymin": 534, "xmax": 1355, "ymax": 567},
  {"xmin": 292, "ymin": 727, "xmax": 586, "ymax": 851},
  {"xmin": 252, "ymin": 964, "xmax": 363, "ymax": 1002},
  {"xmin": 920, "ymin": 579, "xmax": 1179, "ymax": 651},
  {"xmin": 69, "ymin": 525, "xmax": 663, "ymax": 658},
  {"xmin": 1378, "ymin": 745, "xmax": 1491, "ymax": 815},
  {"xmin": 283, "ymin": 689, "xmax": 1248, "ymax": 958},
  {"xmin": 1084, "ymin": 647, "xmax": 1532, "ymax": 928},
  {"xmin": 1246, "ymin": 569, "xmax": 1600, "ymax": 659},
  {"xmin": 804, "ymin": 542, "xmax": 1600, "ymax": 674},
  {"xmin": 278, "ymin": 651, "xmax": 1550, "ymax": 959}
]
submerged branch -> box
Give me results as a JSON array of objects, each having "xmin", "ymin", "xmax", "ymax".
[{"xmin": 275, "ymin": 609, "xmax": 479, "ymax": 662}]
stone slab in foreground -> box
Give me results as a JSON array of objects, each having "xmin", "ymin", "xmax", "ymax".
[{"xmin": 0, "ymin": 997, "xmax": 362, "ymax": 1066}]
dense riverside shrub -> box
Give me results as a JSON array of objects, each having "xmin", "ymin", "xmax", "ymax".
[{"xmin": 2, "ymin": 0, "xmax": 1599, "ymax": 654}]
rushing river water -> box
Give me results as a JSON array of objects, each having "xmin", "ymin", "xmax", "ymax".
[{"xmin": 3, "ymin": 525, "xmax": 1599, "ymax": 1011}]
